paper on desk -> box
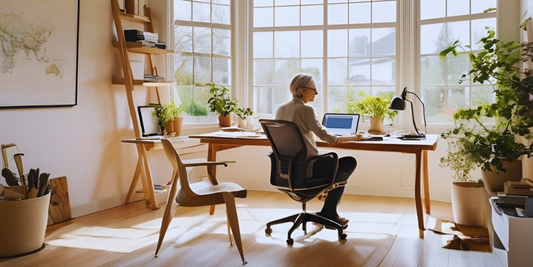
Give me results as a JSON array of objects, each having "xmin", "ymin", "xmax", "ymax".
[{"xmin": 209, "ymin": 131, "xmax": 265, "ymax": 138}]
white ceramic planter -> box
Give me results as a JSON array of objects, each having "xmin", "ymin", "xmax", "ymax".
[
  {"xmin": 246, "ymin": 116, "xmax": 254, "ymax": 126},
  {"xmin": 0, "ymin": 193, "xmax": 50, "ymax": 258},
  {"xmin": 451, "ymin": 182, "xmax": 485, "ymax": 227},
  {"xmin": 238, "ymin": 118, "xmax": 248, "ymax": 128}
]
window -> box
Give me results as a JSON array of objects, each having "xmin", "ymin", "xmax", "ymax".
[
  {"xmin": 418, "ymin": 0, "xmax": 497, "ymax": 123},
  {"xmin": 172, "ymin": 0, "xmax": 232, "ymax": 123},
  {"xmin": 252, "ymin": 0, "xmax": 398, "ymax": 120}
]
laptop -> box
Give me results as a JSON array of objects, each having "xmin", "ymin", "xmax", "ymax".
[
  {"xmin": 138, "ymin": 106, "xmax": 164, "ymax": 138},
  {"xmin": 322, "ymin": 113, "xmax": 360, "ymax": 136}
]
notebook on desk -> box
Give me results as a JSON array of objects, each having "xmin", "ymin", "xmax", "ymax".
[
  {"xmin": 322, "ymin": 113, "xmax": 360, "ymax": 136},
  {"xmin": 138, "ymin": 106, "xmax": 165, "ymax": 139}
]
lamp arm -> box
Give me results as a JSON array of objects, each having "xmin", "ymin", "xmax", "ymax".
[
  {"xmin": 406, "ymin": 99, "xmax": 421, "ymax": 136},
  {"xmin": 407, "ymin": 91, "xmax": 427, "ymax": 135}
]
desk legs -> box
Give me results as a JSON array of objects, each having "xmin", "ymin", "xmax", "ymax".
[
  {"xmin": 415, "ymin": 151, "xmax": 425, "ymax": 238},
  {"xmin": 423, "ymin": 150, "xmax": 431, "ymax": 214},
  {"xmin": 124, "ymin": 144, "xmax": 159, "ymax": 210}
]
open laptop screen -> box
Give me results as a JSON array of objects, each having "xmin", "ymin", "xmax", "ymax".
[
  {"xmin": 322, "ymin": 113, "xmax": 360, "ymax": 136},
  {"xmin": 138, "ymin": 106, "xmax": 160, "ymax": 136}
]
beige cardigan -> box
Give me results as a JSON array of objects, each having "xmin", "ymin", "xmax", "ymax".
[{"xmin": 275, "ymin": 96, "xmax": 338, "ymax": 159}]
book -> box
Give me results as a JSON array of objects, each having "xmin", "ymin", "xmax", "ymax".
[{"xmin": 504, "ymin": 181, "xmax": 533, "ymax": 196}]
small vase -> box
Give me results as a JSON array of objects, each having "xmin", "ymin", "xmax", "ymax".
[
  {"xmin": 369, "ymin": 117, "xmax": 384, "ymax": 133},
  {"xmin": 238, "ymin": 118, "xmax": 248, "ymax": 128},
  {"xmin": 218, "ymin": 115, "xmax": 232, "ymax": 127},
  {"xmin": 246, "ymin": 116, "xmax": 254, "ymax": 126}
]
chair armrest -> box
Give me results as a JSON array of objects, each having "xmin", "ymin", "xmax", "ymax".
[{"xmin": 180, "ymin": 160, "xmax": 235, "ymax": 168}]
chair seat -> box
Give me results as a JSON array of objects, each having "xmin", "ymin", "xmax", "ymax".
[
  {"xmin": 191, "ymin": 180, "xmax": 247, "ymax": 196},
  {"xmin": 176, "ymin": 180, "xmax": 247, "ymax": 207}
]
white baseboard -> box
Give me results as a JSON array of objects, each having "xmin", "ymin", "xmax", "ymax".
[{"xmin": 71, "ymin": 191, "xmax": 169, "ymax": 218}]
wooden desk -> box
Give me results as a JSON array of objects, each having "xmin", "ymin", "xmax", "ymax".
[{"xmin": 189, "ymin": 132, "xmax": 439, "ymax": 238}]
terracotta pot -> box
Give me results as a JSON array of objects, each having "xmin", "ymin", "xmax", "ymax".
[
  {"xmin": 218, "ymin": 115, "xmax": 232, "ymax": 127},
  {"xmin": 451, "ymin": 182, "xmax": 485, "ymax": 226},
  {"xmin": 172, "ymin": 117, "xmax": 184, "ymax": 136},
  {"xmin": 165, "ymin": 119, "xmax": 174, "ymax": 134},
  {"xmin": 481, "ymin": 160, "xmax": 522, "ymax": 196},
  {"xmin": 369, "ymin": 117, "xmax": 384, "ymax": 133},
  {"xmin": 0, "ymin": 193, "xmax": 50, "ymax": 258}
]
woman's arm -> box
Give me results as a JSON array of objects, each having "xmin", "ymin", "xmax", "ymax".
[{"xmin": 336, "ymin": 135, "xmax": 361, "ymax": 143}]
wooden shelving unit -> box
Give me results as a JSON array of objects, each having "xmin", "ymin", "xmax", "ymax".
[{"xmin": 111, "ymin": 0, "xmax": 173, "ymax": 210}]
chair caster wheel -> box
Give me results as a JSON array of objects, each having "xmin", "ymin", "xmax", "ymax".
[
  {"xmin": 286, "ymin": 239, "xmax": 294, "ymax": 245},
  {"xmin": 265, "ymin": 228, "xmax": 272, "ymax": 235},
  {"xmin": 339, "ymin": 234, "xmax": 347, "ymax": 241}
]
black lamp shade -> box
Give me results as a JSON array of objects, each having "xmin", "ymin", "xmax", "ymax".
[{"xmin": 389, "ymin": 97, "xmax": 406, "ymax": 110}]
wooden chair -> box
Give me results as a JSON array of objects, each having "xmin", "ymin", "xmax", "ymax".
[{"xmin": 155, "ymin": 139, "xmax": 247, "ymax": 264}]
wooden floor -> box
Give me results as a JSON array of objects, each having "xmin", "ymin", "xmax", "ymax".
[{"xmin": 0, "ymin": 191, "xmax": 503, "ymax": 267}]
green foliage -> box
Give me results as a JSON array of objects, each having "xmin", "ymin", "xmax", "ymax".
[
  {"xmin": 166, "ymin": 100, "xmax": 185, "ymax": 119},
  {"xmin": 206, "ymin": 83, "xmax": 238, "ymax": 116},
  {"xmin": 235, "ymin": 107, "xmax": 254, "ymax": 119},
  {"xmin": 439, "ymin": 29, "xmax": 533, "ymax": 180},
  {"xmin": 151, "ymin": 101, "xmax": 185, "ymax": 132},
  {"xmin": 346, "ymin": 91, "xmax": 398, "ymax": 122},
  {"xmin": 2, "ymin": 168, "xmax": 20, "ymax": 186}
]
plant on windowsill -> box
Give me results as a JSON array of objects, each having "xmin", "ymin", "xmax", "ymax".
[
  {"xmin": 152, "ymin": 104, "xmax": 172, "ymax": 135},
  {"xmin": 439, "ymin": 28, "xmax": 533, "ymax": 204},
  {"xmin": 206, "ymin": 82, "xmax": 238, "ymax": 127},
  {"xmin": 346, "ymin": 90, "xmax": 397, "ymax": 134}
]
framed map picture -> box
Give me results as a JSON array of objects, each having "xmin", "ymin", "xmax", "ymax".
[{"xmin": 0, "ymin": 0, "xmax": 79, "ymax": 109}]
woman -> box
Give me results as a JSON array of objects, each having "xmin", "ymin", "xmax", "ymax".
[{"xmin": 275, "ymin": 73, "xmax": 358, "ymax": 228}]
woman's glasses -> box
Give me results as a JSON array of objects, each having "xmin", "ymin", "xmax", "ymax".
[{"xmin": 302, "ymin": 86, "xmax": 318, "ymax": 95}]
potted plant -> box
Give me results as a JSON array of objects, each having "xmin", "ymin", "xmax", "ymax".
[
  {"xmin": 151, "ymin": 104, "xmax": 172, "ymax": 135},
  {"xmin": 165, "ymin": 101, "xmax": 185, "ymax": 136},
  {"xmin": 346, "ymin": 90, "xmax": 398, "ymax": 134},
  {"xmin": 243, "ymin": 108, "xmax": 255, "ymax": 126},
  {"xmin": 439, "ymin": 28, "xmax": 533, "ymax": 197},
  {"xmin": 235, "ymin": 108, "xmax": 248, "ymax": 128},
  {"xmin": 206, "ymin": 83, "xmax": 238, "ymax": 127}
]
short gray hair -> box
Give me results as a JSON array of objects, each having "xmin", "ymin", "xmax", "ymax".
[{"xmin": 289, "ymin": 73, "xmax": 315, "ymax": 96}]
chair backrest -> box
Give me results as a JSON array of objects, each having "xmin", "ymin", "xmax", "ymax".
[
  {"xmin": 161, "ymin": 139, "xmax": 196, "ymax": 197},
  {"xmin": 260, "ymin": 119, "xmax": 307, "ymax": 190}
]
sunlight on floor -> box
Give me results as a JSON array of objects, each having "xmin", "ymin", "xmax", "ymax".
[{"xmin": 45, "ymin": 206, "xmax": 406, "ymax": 254}]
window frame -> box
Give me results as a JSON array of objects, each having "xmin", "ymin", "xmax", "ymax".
[
  {"xmin": 170, "ymin": 0, "xmax": 236, "ymax": 125},
  {"xmin": 415, "ymin": 0, "xmax": 498, "ymax": 127},
  {"xmin": 248, "ymin": 0, "xmax": 402, "ymax": 125}
]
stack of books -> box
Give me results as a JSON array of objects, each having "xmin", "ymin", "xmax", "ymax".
[
  {"xmin": 144, "ymin": 74, "xmax": 165, "ymax": 82},
  {"xmin": 124, "ymin": 29, "xmax": 166, "ymax": 49}
]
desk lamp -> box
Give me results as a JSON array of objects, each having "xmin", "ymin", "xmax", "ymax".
[{"xmin": 389, "ymin": 87, "xmax": 427, "ymax": 140}]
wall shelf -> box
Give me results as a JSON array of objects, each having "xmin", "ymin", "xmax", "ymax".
[{"xmin": 112, "ymin": 78, "xmax": 173, "ymax": 87}]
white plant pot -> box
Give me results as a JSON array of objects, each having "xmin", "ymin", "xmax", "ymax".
[
  {"xmin": 238, "ymin": 118, "xmax": 248, "ymax": 128},
  {"xmin": 246, "ymin": 116, "xmax": 254, "ymax": 126},
  {"xmin": 451, "ymin": 182, "xmax": 485, "ymax": 227}
]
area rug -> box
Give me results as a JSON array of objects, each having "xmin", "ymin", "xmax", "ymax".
[{"xmin": 428, "ymin": 217, "xmax": 490, "ymax": 252}]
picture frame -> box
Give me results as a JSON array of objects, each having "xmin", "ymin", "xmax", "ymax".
[{"xmin": 0, "ymin": 0, "xmax": 80, "ymax": 109}]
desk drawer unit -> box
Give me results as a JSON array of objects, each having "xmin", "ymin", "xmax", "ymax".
[{"xmin": 491, "ymin": 199, "xmax": 533, "ymax": 267}]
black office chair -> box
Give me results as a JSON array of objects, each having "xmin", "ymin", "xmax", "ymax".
[{"xmin": 260, "ymin": 119, "xmax": 348, "ymax": 245}]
